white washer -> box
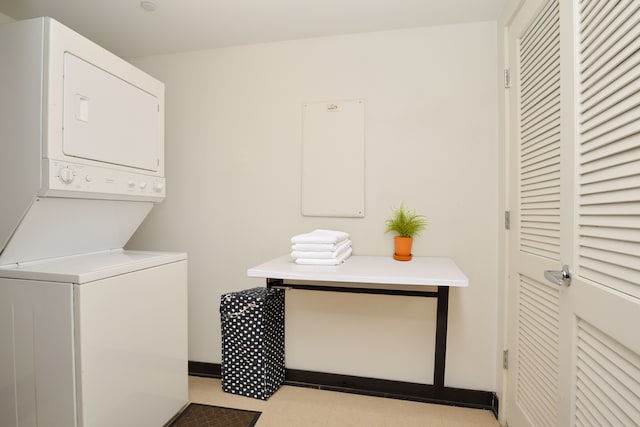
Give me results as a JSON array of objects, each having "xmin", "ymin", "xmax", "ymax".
[{"xmin": 0, "ymin": 250, "xmax": 188, "ymax": 427}]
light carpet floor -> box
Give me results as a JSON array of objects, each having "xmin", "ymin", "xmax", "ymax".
[{"xmin": 188, "ymin": 376, "xmax": 500, "ymax": 427}]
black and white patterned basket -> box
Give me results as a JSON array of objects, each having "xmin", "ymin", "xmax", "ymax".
[{"xmin": 220, "ymin": 287, "xmax": 285, "ymax": 400}]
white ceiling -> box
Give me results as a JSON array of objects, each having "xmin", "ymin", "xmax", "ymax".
[{"xmin": 0, "ymin": 0, "xmax": 506, "ymax": 58}]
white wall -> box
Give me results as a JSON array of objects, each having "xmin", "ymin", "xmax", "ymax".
[
  {"xmin": 0, "ymin": 11, "xmax": 15, "ymax": 23},
  {"xmin": 128, "ymin": 21, "xmax": 499, "ymax": 391}
]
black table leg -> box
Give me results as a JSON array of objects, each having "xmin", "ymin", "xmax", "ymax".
[
  {"xmin": 266, "ymin": 278, "xmax": 284, "ymax": 288},
  {"xmin": 434, "ymin": 286, "xmax": 450, "ymax": 388}
]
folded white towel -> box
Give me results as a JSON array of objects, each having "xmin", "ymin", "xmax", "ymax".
[
  {"xmin": 292, "ymin": 239, "xmax": 351, "ymax": 253},
  {"xmin": 291, "ymin": 240, "xmax": 351, "ymax": 260},
  {"xmin": 295, "ymin": 248, "xmax": 352, "ymax": 265},
  {"xmin": 292, "ymin": 242, "xmax": 342, "ymax": 252},
  {"xmin": 291, "ymin": 229, "xmax": 350, "ymax": 245}
]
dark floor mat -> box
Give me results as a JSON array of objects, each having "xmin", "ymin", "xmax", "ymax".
[{"xmin": 167, "ymin": 403, "xmax": 261, "ymax": 427}]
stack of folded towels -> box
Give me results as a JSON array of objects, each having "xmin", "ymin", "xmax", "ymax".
[{"xmin": 290, "ymin": 229, "xmax": 352, "ymax": 265}]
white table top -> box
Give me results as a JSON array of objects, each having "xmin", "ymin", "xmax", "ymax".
[{"xmin": 247, "ymin": 255, "xmax": 469, "ymax": 288}]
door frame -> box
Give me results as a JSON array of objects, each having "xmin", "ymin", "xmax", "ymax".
[{"xmin": 497, "ymin": 1, "xmax": 525, "ymax": 424}]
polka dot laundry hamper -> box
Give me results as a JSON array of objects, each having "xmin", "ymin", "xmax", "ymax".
[{"xmin": 220, "ymin": 287, "xmax": 285, "ymax": 400}]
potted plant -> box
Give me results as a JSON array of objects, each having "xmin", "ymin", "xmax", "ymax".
[{"xmin": 385, "ymin": 204, "xmax": 428, "ymax": 261}]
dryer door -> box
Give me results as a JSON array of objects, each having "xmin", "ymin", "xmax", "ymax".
[{"xmin": 62, "ymin": 52, "xmax": 160, "ymax": 172}]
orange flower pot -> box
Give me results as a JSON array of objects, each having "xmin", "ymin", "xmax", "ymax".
[{"xmin": 393, "ymin": 236, "xmax": 413, "ymax": 261}]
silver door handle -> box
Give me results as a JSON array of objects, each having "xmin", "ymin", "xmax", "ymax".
[{"xmin": 544, "ymin": 264, "xmax": 572, "ymax": 287}]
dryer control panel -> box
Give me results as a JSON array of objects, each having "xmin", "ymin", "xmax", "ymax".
[{"xmin": 44, "ymin": 160, "xmax": 166, "ymax": 201}]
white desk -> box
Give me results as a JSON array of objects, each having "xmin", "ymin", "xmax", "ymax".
[
  {"xmin": 247, "ymin": 255, "xmax": 469, "ymax": 393},
  {"xmin": 247, "ymin": 255, "xmax": 468, "ymax": 287}
]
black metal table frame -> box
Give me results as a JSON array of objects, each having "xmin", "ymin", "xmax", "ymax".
[
  {"xmin": 266, "ymin": 277, "xmax": 450, "ymax": 389},
  {"xmin": 187, "ymin": 269, "xmax": 495, "ymax": 412}
]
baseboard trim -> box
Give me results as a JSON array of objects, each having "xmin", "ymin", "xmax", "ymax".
[
  {"xmin": 188, "ymin": 361, "xmax": 221, "ymax": 378},
  {"xmin": 188, "ymin": 361, "xmax": 498, "ymax": 416}
]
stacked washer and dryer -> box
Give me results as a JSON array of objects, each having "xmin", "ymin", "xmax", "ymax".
[{"xmin": 0, "ymin": 18, "xmax": 188, "ymax": 426}]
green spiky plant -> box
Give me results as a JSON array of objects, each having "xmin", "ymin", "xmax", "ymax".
[{"xmin": 385, "ymin": 204, "xmax": 428, "ymax": 238}]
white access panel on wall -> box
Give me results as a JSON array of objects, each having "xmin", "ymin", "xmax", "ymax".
[
  {"xmin": 301, "ymin": 99, "xmax": 365, "ymax": 217},
  {"xmin": 63, "ymin": 52, "xmax": 160, "ymax": 172}
]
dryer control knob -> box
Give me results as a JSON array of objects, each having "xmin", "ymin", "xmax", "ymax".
[
  {"xmin": 139, "ymin": 181, "xmax": 147, "ymax": 189},
  {"xmin": 59, "ymin": 167, "xmax": 75, "ymax": 184},
  {"xmin": 153, "ymin": 181, "xmax": 164, "ymax": 192}
]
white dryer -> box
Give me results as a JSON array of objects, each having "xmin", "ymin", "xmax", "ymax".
[
  {"xmin": 0, "ymin": 250, "xmax": 188, "ymax": 427},
  {"xmin": 0, "ymin": 17, "xmax": 188, "ymax": 426}
]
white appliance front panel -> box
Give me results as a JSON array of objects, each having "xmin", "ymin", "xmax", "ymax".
[
  {"xmin": 63, "ymin": 53, "xmax": 160, "ymax": 172},
  {"xmin": 0, "ymin": 279, "xmax": 76, "ymax": 427},
  {"xmin": 74, "ymin": 260, "xmax": 188, "ymax": 426},
  {"xmin": 0, "ymin": 256, "xmax": 188, "ymax": 427},
  {"xmin": 0, "ymin": 198, "xmax": 153, "ymax": 266}
]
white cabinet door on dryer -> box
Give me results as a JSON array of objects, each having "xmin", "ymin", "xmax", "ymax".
[{"xmin": 63, "ymin": 52, "xmax": 161, "ymax": 172}]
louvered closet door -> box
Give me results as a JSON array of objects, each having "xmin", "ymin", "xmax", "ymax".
[
  {"xmin": 506, "ymin": 0, "xmax": 563, "ymax": 425},
  {"xmin": 506, "ymin": 0, "xmax": 640, "ymax": 426},
  {"xmin": 571, "ymin": 0, "xmax": 640, "ymax": 425}
]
